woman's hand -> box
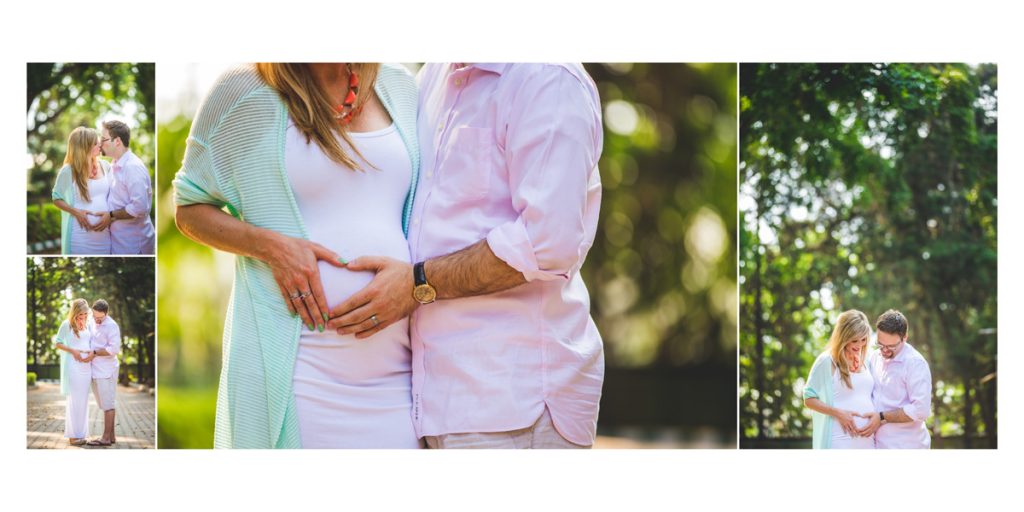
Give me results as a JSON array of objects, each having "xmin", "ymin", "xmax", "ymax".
[
  {"xmin": 72, "ymin": 209, "xmax": 94, "ymax": 231},
  {"xmin": 263, "ymin": 232, "xmax": 346, "ymax": 332},
  {"xmin": 90, "ymin": 211, "xmax": 113, "ymax": 232},
  {"xmin": 175, "ymin": 203, "xmax": 346, "ymax": 331},
  {"xmin": 70, "ymin": 348, "xmax": 83, "ymax": 362},
  {"xmin": 834, "ymin": 409, "xmax": 860, "ymax": 437},
  {"xmin": 81, "ymin": 352, "xmax": 96, "ymax": 363}
]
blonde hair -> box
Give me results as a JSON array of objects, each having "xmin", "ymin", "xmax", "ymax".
[
  {"xmin": 827, "ymin": 309, "xmax": 871, "ymax": 389},
  {"xmin": 256, "ymin": 63, "xmax": 380, "ymax": 171},
  {"xmin": 63, "ymin": 127, "xmax": 99, "ymax": 203},
  {"xmin": 66, "ymin": 298, "xmax": 90, "ymax": 338}
]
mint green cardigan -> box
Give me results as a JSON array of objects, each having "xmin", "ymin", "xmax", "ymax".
[
  {"xmin": 803, "ymin": 351, "xmax": 836, "ymax": 449},
  {"xmin": 52, "ymin": 160, "xmax": 112, "ymax": 255},
  {"xmin": 172, "ymin": 64, "xmax": 420, "ymax": 449}
]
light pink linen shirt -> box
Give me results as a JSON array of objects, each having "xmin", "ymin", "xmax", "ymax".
[
  {"xmin": 109, "ymin": 151, "xmax": 156, "ymax": 254},
  {"xmin": 90, "ymin": 316, "xmax": 121, "ymax": 380},
  {"xmin": 870, "ymin": 343, "xmax": 932, "ymax": 448},
  {"xmin": 409, "ymin": 63, "xmax": 605, "ymax": 446}
]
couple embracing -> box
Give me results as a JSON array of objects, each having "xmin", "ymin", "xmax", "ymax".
[
  {"xmin": 173, "ymin": 63, "xmax": 604, "ymax": 449},
  {"xmin": 53, "ymin": 299, "xmax": 121, "ymax": 447},
  {"xmin": 804, "ymin": 309, "xmax": 932, "ymax": 449},
  {"xmin": 52, "ymin": 120, "xmax": 155, "ymax": 255}
]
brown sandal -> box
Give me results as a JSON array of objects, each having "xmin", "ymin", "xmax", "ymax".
[
  {"xmin": 86, "ymin": 439, "xmax": 112, "ymax": 447},
  {"xmin": 69, "ymin": 439, "xmax": 87, "ymax": 446}
]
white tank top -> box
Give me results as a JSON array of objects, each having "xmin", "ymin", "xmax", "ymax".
[
  {"xmin": 285, "ymin": 122, "xmax": 413, "ymax": 304},
  {"xmin": 71, "ymin": 166, "xmax": 112, "ymax": 233},
  {"xmin": 284, "ymin": 120, "xmax": 420, "ymax": 448},
  {"xmin": 831, "ymin": 367, "xmax": 875, "ymax": 443}
]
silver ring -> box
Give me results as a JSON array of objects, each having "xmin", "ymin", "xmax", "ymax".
[
  {"xmin": 370, "ymin": 314, "xmax": 379, "ymax": 327},
  {"xmin": 289, "ymin": 291, "xmax": 302, "ymax": 300}
]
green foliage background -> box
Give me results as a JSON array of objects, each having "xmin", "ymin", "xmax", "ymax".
[
  {"xmin": 157, "ymin": 63, "xmax": 738, "ymax": 448},
  {"xmin": 26, "ymin": 257, "xmax": 156, "ymax": 385},
  {"xmin": 26, "ymin": 63, "xmax": 155, "ymax": 253},
  {"xmin": 738, "ymin": 63, "xmax": 997, "ymax": 448}
]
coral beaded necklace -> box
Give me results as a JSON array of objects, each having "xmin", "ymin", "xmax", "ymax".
[{"xmin": 334, "ymin": 64, "xmax": 362, "ymax": 125}]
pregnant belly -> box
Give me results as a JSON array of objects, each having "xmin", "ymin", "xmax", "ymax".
[
  {"xmin": 71, "ymin": 212, "xmax": 107, "ymax": 233},
  {"xmin": 306, "ymin": 228, "xmax": 411, "ymax": 309},
  {"xmin": 835, "ymin": 396, "xmax": 874, "ymax": 433},
  {"xmin": 318, "ymin": 263, "xmax": 376, "ymax": 309},
  {"xmin": 852, "ymin": 415, "xmax": 870, "ymax": 430}
]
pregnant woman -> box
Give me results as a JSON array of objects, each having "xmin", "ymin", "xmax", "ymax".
[
  {"xmin": 53, "ymin": 298, "xmax": 95, "ymax": 446},
  {"xmin": 52, "ymin": 127, "xmax": 113, "ymax": 255},
  {"xmin": 803, "ymin": 309, "xmax": 876, "ymax": 449},
  {"xmin": 173, "ymin": 63, "xmax": 421, "ymax": 448}
]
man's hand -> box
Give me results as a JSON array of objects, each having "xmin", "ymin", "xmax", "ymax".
[
  {"xmin": 856, "ymin": 412, "xmax": 882, "ymax": 437},
  {"xmin": 92, "ymin": 211, "xmax": 113, "ymax": 232},
  {"xmin": 327, "ymin": 256, "xmax": 419, "ymax": 339},
  {"xmin": 71, "ymin": 349, "xmax": 83, "ymax": 363}
]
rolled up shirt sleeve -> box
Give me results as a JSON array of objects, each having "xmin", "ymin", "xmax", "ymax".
[
  {"xmin": 105, "ymin": 323, "xmax": 122, "ymax": 357},
  {"xmin": 123, "ymin": 166, "xmax": 152, "ymax": 219},
  {"xmin": 902, "ymin": 358, "xmax": 932, "ymax": 422},
  {"xmin": 485, "ymin": 67, "xmax": 602, "ymax": 282}
]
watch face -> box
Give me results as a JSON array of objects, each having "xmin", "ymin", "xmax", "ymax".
[{"xmin": 413, "ymin": 285, "xmax": 436, "ymax": 304}]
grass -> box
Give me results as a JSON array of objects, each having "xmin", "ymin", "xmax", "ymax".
[{"xmin": 157, "ymin": 386, "xmax": 217, "ymax": 449}]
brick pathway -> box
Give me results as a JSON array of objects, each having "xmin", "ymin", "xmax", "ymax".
[{"xmin": 27, "ymin": 381, "xmax": 155, "ymax": 449}]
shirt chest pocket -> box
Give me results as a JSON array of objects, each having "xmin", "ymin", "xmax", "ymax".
[{"xmin": 438, "ymin": 126, "xmax": 494, "ymax": 201}]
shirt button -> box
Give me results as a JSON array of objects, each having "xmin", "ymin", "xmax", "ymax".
[
  {"xmin": 413, "ymin": 218, "xmax": 420, "ymax": 225},
  {"xmin": 426, "ymin": 171, "xmax": 433, "ymax": 179},
  {"xmin": 454, "ymin": 78, "xmax": 463, "ymax": 86},
  {"xmin": 437, "ymin": 123, "xmax": 444, "ymax": 132}
]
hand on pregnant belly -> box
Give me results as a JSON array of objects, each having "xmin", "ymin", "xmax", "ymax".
[
  {"xmin": 835, "ymin": 409, "xmax": 860, "ymax": 436},
  {"xmin": 265, "ymin": 234, "xmax": 347, "ymax": 333},
  {"xmin": 852, "ymin": 414, "xmax": 870, "ymax": 430},
  {"xmin": 327, "ymin": 256, "xmax": 419, "ymax": 340},
  {"xmin": 72, "ymin": 210, "xmax": 100, "ymax": 231},
  {"xmin": 86, "ymin": 211, "xmax": 111, "ymax": 232},
  {"xmin": 854, "ymin": 411, "xmax": 882, "ymax": 437}
]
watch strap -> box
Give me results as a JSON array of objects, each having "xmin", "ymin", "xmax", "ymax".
[{"xmin": 414, "ymin": 261, "xmax": 429, "ymax": 287}]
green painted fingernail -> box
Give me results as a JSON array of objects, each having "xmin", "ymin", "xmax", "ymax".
[
  {"xmin": 339, "ymin": 257, "xmax": 348, "ymax": 264},
  {"xmin": 318, "ymin": 324, "xmax": 324, "ymax": 333},
  {"xmin": 322, "ymin": 313, "xmax": 328, "ymax": 321}
]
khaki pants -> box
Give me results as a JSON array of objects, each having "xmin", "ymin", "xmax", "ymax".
[{"xmin": 424, "ymin": 407, "xmax": 590, "ymax": 449}]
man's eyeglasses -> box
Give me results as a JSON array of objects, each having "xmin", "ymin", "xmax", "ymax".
[{"xmin": 873, "ymin": 338, "xmax": 904, "ymax": 351}]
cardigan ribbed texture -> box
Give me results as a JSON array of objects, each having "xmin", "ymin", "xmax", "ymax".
[
  {"xmin": 52, "ymin": 160, "xmax": 112, "ymax": 255},
  {"xmin": 803, "ymin": 351, "xmax": 836, "ymax": 449},
  {"xmin": 173, "ymin": 63, "xmax": 420, "ymax": 448}
]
